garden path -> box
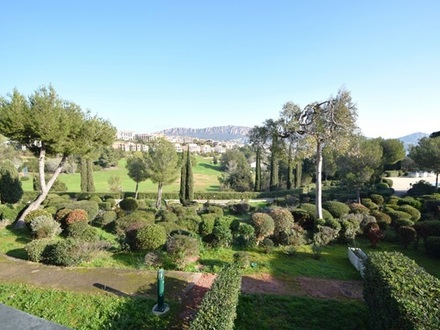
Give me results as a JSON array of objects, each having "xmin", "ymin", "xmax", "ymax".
[{"xmin": 0, "ymin": 254, "xmax": 363, "ymax": 329}]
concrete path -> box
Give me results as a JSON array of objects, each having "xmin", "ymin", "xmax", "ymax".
[{"xmin": 0, "ymin": 303, "xmax": 70, "ymax": 330}]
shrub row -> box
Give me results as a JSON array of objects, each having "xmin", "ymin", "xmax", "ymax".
[
  {"xmin": 190, "ymin": 264, "xmax": 242, "ymax": 330},
  {"xmin": 364, "ymin": 251, "xmax": 440, "ymax": 330}
]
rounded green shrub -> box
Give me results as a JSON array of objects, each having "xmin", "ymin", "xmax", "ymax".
[
  {"xmin": 25, "ymin": 238, "xmax": 53, "ymax": 262},
  {"xmin": 261, "ymin": 237, "xmax": 274, "ymax": 253},
  {"xmin": 136, "ymin": 224, "xmax": 167, "ymax": 251},
  {"xmin": 371, "ymin": 210, "xmax": 392, "ymax": 230},
  {"xmin": 269, "ymin": 208, "xmax": 296, "ymax": 244},
  {"xmin": 414, "ymin": 220, "xmax": 440, "ymax": 241},
  {"xmin": 118, "ymin": 197, "xmax": 138, "ymax": 212},
  {"xmin": 49, "ymin": 238, "xmax": 94, "ymax": 266},
  {"xmin": 95, "ymin": 210, "xmax": 117, "ymax": 227},
  {"xmin": 0, "ymin": 205, "xmax": 18, "ymax": 222},
  {"xmin": 251, "ymin": 212, "xmax": 275, "ymax": 243},
  {"xmin": 105, "ymin": 197, "xmax": 116, "ymax": 207},
  {"xmin": 156, "ymin": 209, "xmax": 178, "ymax": 222},
  {"xmin": 166, "ymin": 234, "xmax": 200, "ymax": 270},
  {"xmin": 98, "ymin": 202, "xmax": 112, "ymax": 211},
  {"xmin": 212, "ymin": 220, "xmax": 233, "ymax": 248},
  {"xmin": 202, "ymin": 205, "xmax": 224, "ymax": 218},
  {"xmin": 361, "ymin": 199, "xmax": 379, "ymax": 211},
  {"xmin": 323, "ymin": 201, "xmax": 350, "ymax": 218},
  {"xmin": 30, "ymin": 215, "xmax": 62, "ymax": 239},
  {"xmin": 397, "ymin": 196, "xmax": 422, "ymax": 209},
  {"xmin": 397, "ymin": 205, "xmax": 421, "ymax": 222},
  {"xmin": 24, "ymin": 209, "xmax": 52, "ymax": 225},
  {"xmin": 67, "ymin": 221, "xmax": 98, "ymax": 242},
  {"xmin": 199, "ymin": 213, "xmax": 217, "ymax": 237},
  {"xmin": 398, "ymin": 226, "xmax": 417, "ymax": 249},
  {"xmin": 177, "ymin": 216, "xmax": 201, "ymax": 233},
  {"xmin": 89, "ymin": 195, "xmax": 102, "ymax": 203},
  {"xmin": 369, "ymin": 194, "xmax": 385, "ymax": 206}
]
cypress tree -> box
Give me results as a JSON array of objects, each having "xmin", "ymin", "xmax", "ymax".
[
  {"xmin": 185, "ymin": 148, "xmax": 194, "ymax": 202},
  {"xmin": 254, "ymin": 148, "xmax": 261, "ymax": 192},
  {"xmin": 179, "ymin": 151, "xmax": 187, "ymax": 204}
]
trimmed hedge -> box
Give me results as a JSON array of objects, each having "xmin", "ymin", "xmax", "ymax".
[
  {"xmin": 190, "ymin": 264, "xmax": 241, "ymax": 330},
  {"xmin": 364, "ymin": 251, "xmax": 440, "ymax": 330}
]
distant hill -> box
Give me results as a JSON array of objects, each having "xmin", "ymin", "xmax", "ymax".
[
  {"xmin": 159, "ymin": 125, "xmax": 251, "ymax": 142},
  {"xmin": 397, "ymin": 132, "xmax": 429, "ymax": 151}
]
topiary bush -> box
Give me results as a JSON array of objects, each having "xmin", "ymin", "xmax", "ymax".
[
  {"xmin": 190, "ymin": 264, "xmax": 241, "ymax": 330},
  {"xmin": 94, "ymin": 210, "xmax": 117, "ymax": 227},
  {"xmin": 369, "ymin": 194, "xmax": 385, "ymax": 206},
  {"xmin": 361, "ymin": 198, "xmax": 379, "ymax": 211},
  {"xmin": 407, "ymin": 180, "xmax": 437, "ymax": 196},
  {"xmin": 235, "ymin": 223, "xmax": 256, "ymax": 248},
  {"xmin": 397, "ymin": 196, "xmax": 422, "ymax": 209},
  {"xmin": 177, "ymin": 216, "xmax": 201, "ymax": 233},
  {"xmin": 24, "ymin": 209, "xmax": 52, "ymax": 225},
  {"xmin": 25, "ymin": 238, "xmax": 53, "ymax": 262},
  {"xmin": 260, "ymin": 237, "xmax": 275, "ymax": 254},
  {"xmin": 0, "ymin": 205, "xmax": 19, "ymax": 222},
  {"xmin": 414, "ymin": 220, "xmax": 440, "ymax": 245},
  {"xmin": 397, "ymin": 204, "xmax": 421, "ymax": 222},
  {"xmin": 227, "ymin": 202, "xmax": 251, "ymax": 215},
  {"xmin": 60, "ymin": 200, "xmax": 100, "ymax": 222},
  {"xmin": 48, "ymin": 238, "xmax": 108, "ymax": 266},
  {"xmin": 89, "ymin": 195, "xmax": 102, "ymax": 203},
  {"xmin": 268, "ymin": 207, "xmax": 296, "ymax": 244},
  {"xmin": 98, "ymin": 202, "xmax": 112, "ymax": 211},
  {"xmin": 201, "ymin": 205, "xmax": 224, "ymax": 218},
  {"xmin": 67, "ymin": 221, "xmax": 99, "ymax": 242},
  {"xmin": 370, "ymin": 210, "xmax": 392, "ymax": 230},
  {"xmin": 166, "ymin": 234, "xmax": 200, "ymax": 270},
  {"xmin": 323, "ymin": 201, "xmax": 350, "ymax": 218},
  {"xmin": 65, "ymin": 209, "xmax": 89, "ymax": 226},
  {"xmin": 251, "ymin": 212, "xmax": 275, "ymax": 244},
  {"xmin": 397, "ymin": 226, "xmax": 417, "ymax": 249},
  {"xmin": 199, "ymin": 213, "xmax": 217, "ymax": 238},
  {"xmin": 348, "ymin": 203, "xmax": 370, "ymax": 215},
  {"xmin": 212, "ymin": 220, "xmax": 233, "ymax": 248},
  {"xmin": 364, "ymin": 251, "xmax": 440, "ymax": 329},
  {"xmin": 118, "ymin": 197, "xmax": 139, "ymax": 212},
  {"xmin": 54, "ymin": 208, "xmax": 72, "ymax": 224},
  {"xmin": 30, "ymin": 216, "xmax": 62, "ymax": 239},
  {"xmin": 136, "ymin": 224, "xmax": 167, "ymax": 251},
  {"xmin": 291, "ymin": 207, "xmax": 314, "ymax": 230},
  {"xmin": 156, "ymin": 209, "xmax": 178, "ymax": 222}
]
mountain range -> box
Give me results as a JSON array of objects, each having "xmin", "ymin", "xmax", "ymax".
[
  {"xmin": 159, "ymin": 125, "xmax": 252, "ymax": 143},
  {"xmin": 159, "ymin": 126, "xmax": 429, "ymax": 147}
]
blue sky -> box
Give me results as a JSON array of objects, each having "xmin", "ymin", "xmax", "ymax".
[{"xmin": 1, "ymin": 1, "xmax": 439, "ymax": 138}]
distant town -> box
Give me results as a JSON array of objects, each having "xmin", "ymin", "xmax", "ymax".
[{"xmin": 114, "ymin": 130, "xmax": 245, "ymax": 154}]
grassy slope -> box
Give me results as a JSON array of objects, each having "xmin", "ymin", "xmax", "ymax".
[{"xmin": 20, "ymin": 156, "xmax": 222, "ymax": 193}]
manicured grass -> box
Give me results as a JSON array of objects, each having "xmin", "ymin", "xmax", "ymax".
[
  {"xmin": 235, "ymin": 294, "xmax": 369, "ymax": 330},
  {"xmin": 22, "ymin": 156, "xmax": 222, "ymax": 193},
  {"xmin": 0, "ymin": 283, "xmax": 176, "ymax": 330}
]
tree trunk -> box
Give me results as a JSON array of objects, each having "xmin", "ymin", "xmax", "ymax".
[
  {"xmin": 254, "ymin": 148, "xmax": 261, "ymax": 192},
  {"xmin": 287, "ymin": 144, "xmax": 293, "ymax": 190},
  {"xmin": 156, "ymin": 182, "xmax": 163, "ymax": 208},
  {"xmin": 15, "ymin": 152, "xmax": 67, "ymax": 228},
  {"xmin": 436, "ymin": 172, "xmax": 439, "ymax": 190},
  {"xmin": 356, "ymin": 188, "xmax": 361, "ymax": 204},
  {"xmin": 135, "ymin": 181, "xmax": 139, "ymax": 199},
  {"xmin": 315, "ymin": 141, "xmax": 323, "ymax": 220}
]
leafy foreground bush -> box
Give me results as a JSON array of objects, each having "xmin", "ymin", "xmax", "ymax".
[
  {"xmin": 0, "ymin": 283, "xmax": 174, "ymax": 329},
  {"xmin": 190, "ymin": 264, "xmax": 241, "ymax": 330},
  {"xmin": 364, "ymin": 251, "xmax": 440, "ymax": 330}
]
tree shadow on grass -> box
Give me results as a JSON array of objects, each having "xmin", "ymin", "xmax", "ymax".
[
  {"xmin": 198, "ymin": 163, "xmax": 220, "ymax": 171},
  {"xmin": 6, "ymin": 248, "xmax": 28, "ymax": 259}
]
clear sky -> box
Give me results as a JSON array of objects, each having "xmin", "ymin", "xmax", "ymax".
[{"xmin": 1, "ymin": 1, "xmax": 439, "ymax": 138}]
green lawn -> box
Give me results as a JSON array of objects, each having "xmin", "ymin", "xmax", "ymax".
[{"xmin": 21, "ymin": 156, "xmax": 223, "ymax": 193}]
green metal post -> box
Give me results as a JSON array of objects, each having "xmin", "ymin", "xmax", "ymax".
[{"xmin": 157, "ymin": 269, "xmax": 165, "ymax": 311}]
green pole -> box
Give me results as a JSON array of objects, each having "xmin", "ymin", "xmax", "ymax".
[{"xmin": 157, "ymin": 268, "xmax": 165, "ymax": 311}]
